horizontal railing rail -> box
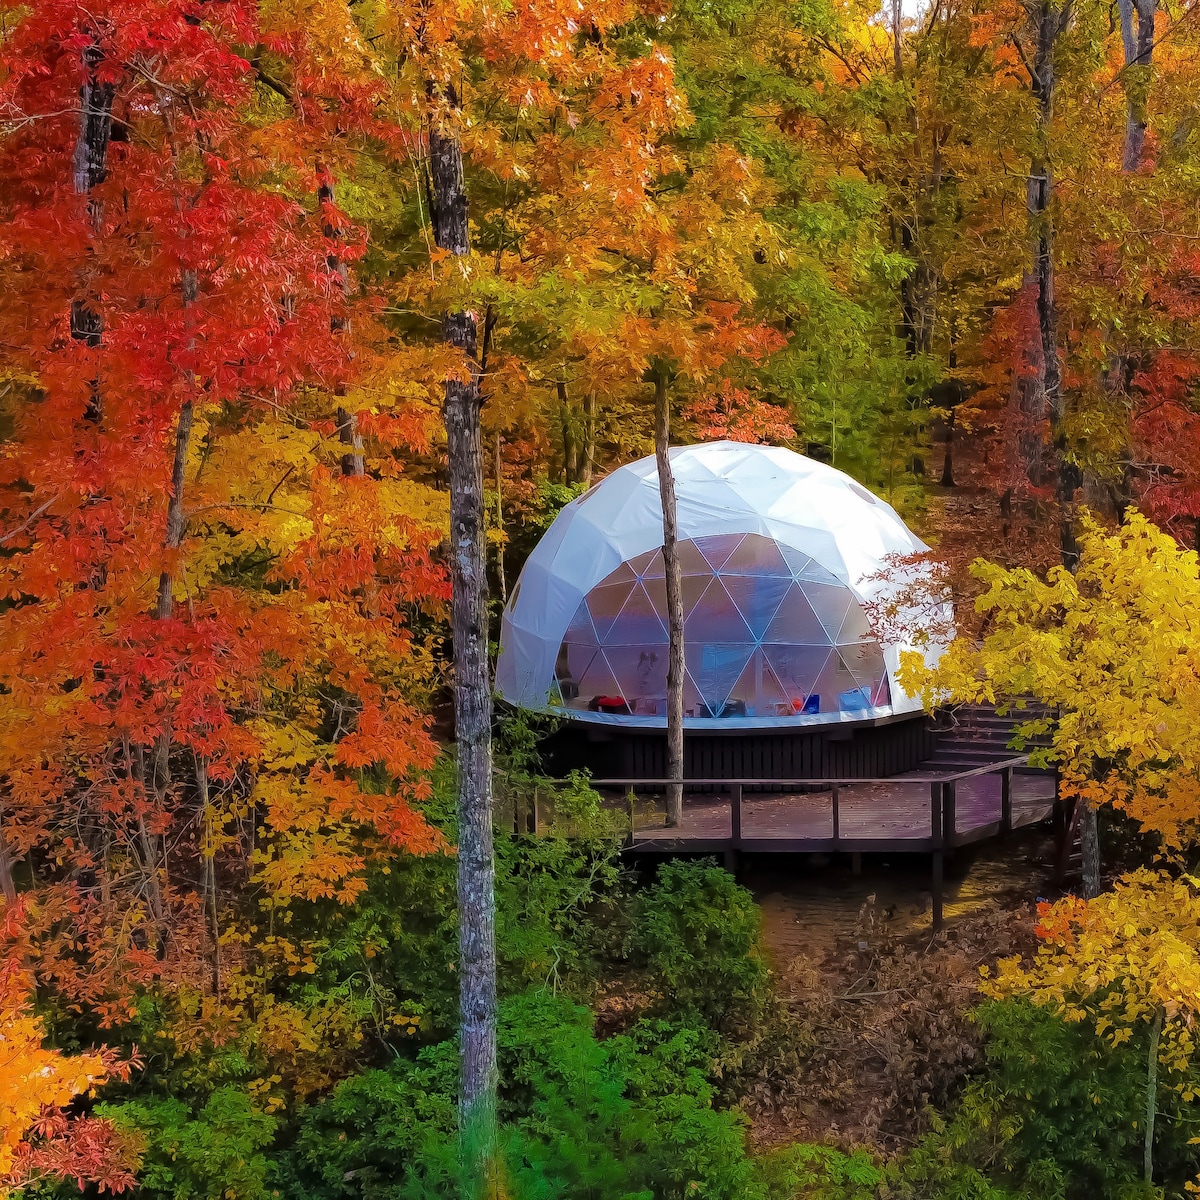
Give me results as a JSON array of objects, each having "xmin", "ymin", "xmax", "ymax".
[{"xmin": 586, "ymin": 754, "xmax": 1030, "ymax": 790}]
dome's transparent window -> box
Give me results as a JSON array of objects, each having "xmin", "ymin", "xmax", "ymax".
[{"xmin": 550, "ymin": 532, "xmax": 890, "ymax": 719}]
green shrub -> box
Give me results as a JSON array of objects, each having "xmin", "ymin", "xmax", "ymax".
[
  {"xmin": 98, "ymin": 1087, "xmax": 278, "ymax": 1200},
  {"xmin": 756, "ymin": 1143, "xmax": 882, "ymax": 1200},
  {"xmin": 883, "ymin": 997, "xmax": 1198, "ymax": 1200},
  {"xmin": 633, "ymin": 860, "xmax": 770, "ymax": 1032},
  {"xmin": 279, "ymin": 988, "xmax": 764, "ymax": 1200}
]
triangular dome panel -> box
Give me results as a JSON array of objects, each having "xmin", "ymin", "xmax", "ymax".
[
  {"xmin": 686, "ymin": 578, "xmax": 755, "ymax": 642},
  {"xmin": 763, "ymin": 583, "xmax": 828, "ymax": 645},
  {"xmin": 686, "ymin": 643, "xmax": 756, "ymax": 716}
]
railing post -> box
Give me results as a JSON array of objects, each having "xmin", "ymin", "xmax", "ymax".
[
  {"xmin": 530, "ymin": 786, "xmax": 539, "ymax": 837},
  {"xmin": 723, "ymin": 783, "xmax": 743, "ymax": 874},
  {"xmin": 943, "ymin": 780, "xmax": 957, "ymax": 849},
  {"xmin": 1001, "ymin": 765, "xmax": 1013, "ymax": 834},
  {"xmin": 930, "ymin": 781, "xmax": 944, "ymax": 930},
  {"xmin": 627, "ymin": 787, "xmax": 636, "ymax": 846},
  {"xmin": 831, "ymin": 785, "xmax": 841, "ymax": 844}
]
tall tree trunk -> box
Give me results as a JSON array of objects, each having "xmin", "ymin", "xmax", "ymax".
[
  {"xmin": 428, "ymin": 100, "xmax": 497, "ymax": 1193},
  {"xmin": 1080, "ymin": 800, "xmax": 1101, "ymax": 897},
  {"xmin": 558, "ymin": 379, "xmax": 580, "ymax": 484},
  {"xmin": 1118, "ymin": 0, "xmax": 1156, "ymax": 171},
  {"xmin": 1026, "ymin": 0, "xmax": 1099, "ymax": 894},
  {"xmin": 196, "ymin": 757, "xmax": 220, "ymax": 996},
  {"xmin": 72, "ymin": 37, "xmax": 113, "ymax": 425},
  {"xmin": 156, "ymin": 275, "xmax": 197, "ymax": 622},
  {"xmin": 494, "ymin": 429, "xmax": 506, "ymax": 605},
  {"xmin": 1145, "ymin": 1007, "xmax": 1162, "ymax": 1183},
  {"xmin": 1026, "ymin": 0, "xmax": 1079, "ymax": 566},
  {"xmin": 0, "ymin": 801, "xmax": 17, "ymax": 905},
  {"xmin": 940, "ymin": 330, "xmax": 961, "ymax": 488},
  {"xmin": 141, "ymin": 266, "xmax": 199, "ymax": 943},
  {"xmin": 582, "ymin": 389, "xmax": 597, "ymax": 486},
  {"xmin": 318, "ymin": 170, "xmax": 365, "ymax": 477},
  {"xmin": 654, "ymin": 367, "xmax": 684, "ymax": 829}
]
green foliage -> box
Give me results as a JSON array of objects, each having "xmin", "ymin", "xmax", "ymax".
[
  {"xmin": 495, "ymin": 772, "xmax": 628, "ymax": 996},
  {"xmin": 756, "ymin": 1143, "xmax": 882, "ymax": 1200},
  {"xmin": 234, "ymin": 756, "xmax": 626, "ymax": 1051},
  {"xmin": 98, "ymin": 1088, "xmax": 278, "ymax": 1200},
  {"xmin": 529, "ymin": 479, "xmax": 591, "ymax": 532},
  {"xmin": 274, "ymin": 1044, "xmax": 458, "ymax": 1199},
  {"xmin": 883, "ymin": 998, "xmax": 1198, "ymax": 1200},
  {"xmin": 279, "ymin": 989, "xmax": 764, "ymax": 1200},
  {"xmin": 632, "ymin": 860, "xmax": 770, "ymax": 1031}
]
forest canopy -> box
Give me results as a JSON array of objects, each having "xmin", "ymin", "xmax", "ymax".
[{"xmin": 4, "ymin": 0, "xmax": 1200, "ymax": 1193}]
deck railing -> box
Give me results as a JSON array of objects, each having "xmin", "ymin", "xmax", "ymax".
[
  {"xmin": 497, "ymin": 756, "xmax": 1065, "ymax": 928},
  {"xmin": 509, "ymin": 756, "xmax": 1063, "ymax": 928}
]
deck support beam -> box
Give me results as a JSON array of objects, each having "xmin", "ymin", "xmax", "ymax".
[{"xmin": 1001, "ymin": 766, "xmax": 1013, "ymax": 834}]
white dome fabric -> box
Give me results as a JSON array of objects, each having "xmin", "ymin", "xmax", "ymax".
[{"xmin": 496, "ymin": 441, "xmax": 943, "ymax": 729}]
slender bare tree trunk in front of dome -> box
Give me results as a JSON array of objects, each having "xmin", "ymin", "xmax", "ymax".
[
  {"xmin": 428, "ymin": 93, "xmax": 497, "ymax": 1194},
  {"xmin": 654, "ymin": 366, "xmax": 685, "ymax": 828}
]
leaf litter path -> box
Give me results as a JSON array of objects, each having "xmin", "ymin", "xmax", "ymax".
[{"xmin": 739, "ymin": 827, "xmax": 1056, "ymax": 1151}]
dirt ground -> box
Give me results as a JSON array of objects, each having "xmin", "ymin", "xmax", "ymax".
[{"xmin": 740, "ymin": 825, "xmax": 1059, "ymax": 1150}]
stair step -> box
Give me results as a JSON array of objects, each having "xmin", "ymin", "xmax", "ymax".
[{"xmin": 930, "ymin": 750, "xmax": 1022, "ymax": 762}]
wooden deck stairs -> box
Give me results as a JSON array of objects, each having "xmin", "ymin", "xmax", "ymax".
[
  {"xmin": 935, "ymin": 703, "xmax": 1084, "ymax": 885},
  {"xmin": 927, "ymin": 702, "xmax": 1055, "ymax": 774}
]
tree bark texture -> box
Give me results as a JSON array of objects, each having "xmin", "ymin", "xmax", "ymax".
[
  {"xmin": 654, "ymin": 368, "xmax": 685, "ymax": 829},
  {"xmin": 318, "ymin": 171, "xmax": 365, "ymax": 477},
  {"xmin": 494, "ymin": 429, "xmax": 507, "ymax": 605},
  {"xmin": 72, "ymin": 37, "xmax": 114, "ymax": 422},
  {"xmin": 1080, "ymin": 800, "xmax": 1101, "ymax": 899},
  {"xmin": 142, "ymin": 265, "xmax": 199, "ymax": 945},
  {"xmin": 557, "ymin": 379, "xmax": 581, "ymax": 484},
  {"xmin": 1145, "ymin": 1007, "xmax": 1162, "ymax": 1183},
  {"xmin": 428, "ymin": 110, "xmax": 498, "ymax": 1193},
  {"xmin": 582, "ymin": 389, "xmax": 597, "ymax": 486},
  {"xmin": 156, "ymin": 270, "xmax": 198, "ymax": 622},
  {"xmin": 1026, "ymin": 0, "xmax": 1080, "ymax": 566},
  {"xmin": 1118, "ymin": 0, "xmax": 1156, "ymax": 171}
]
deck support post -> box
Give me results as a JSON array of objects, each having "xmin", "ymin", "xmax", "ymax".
[
  {"xmin": 1001, "ymin": 766, "xmax": 1013, "ymax": 834},
  {"xmin": 931, "ymin": 781, "xmax": 945, "ymax": 930},
  {"xmin": 831, "ymin": 786, "xmax": 841, "ymax": 844},
  {"xmin": 851, "ymin": 851, "xmax": 862, "ymax": 877},
  {"xmin": 731, "ymin": 783, "xmax": 743, "ymax": 846},
  {"xmin": 943, "ymin": 780, "xmax": 957, "ymax": 852},
  {"xmin": 530, "ymin": 787, "xmax": 539, "ymax": 837},
  {"xmin": 932, "ymin": 850, "xmax": 944, "ymax": 929}
]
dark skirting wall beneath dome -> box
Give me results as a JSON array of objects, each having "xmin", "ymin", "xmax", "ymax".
[{"xmin": 539, "ymin": 711, "xmax": 940, "ymax": 786}]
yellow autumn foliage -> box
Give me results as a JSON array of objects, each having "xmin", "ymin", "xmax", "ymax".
[
  {"xmin": 900, "ymin": 510, "xmax": 1200, "ymax": 848},
  {"xmin": 0, "ymin": 966, "xmax": 109, "ymax": 1189},
  {"xmin": 988, "ymin": 870, "xmax": 1200, "ymax": 1081}
]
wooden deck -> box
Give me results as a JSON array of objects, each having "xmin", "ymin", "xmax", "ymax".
[
  {"xmin": 584, "ymin": 758, "xmax": 1059, "ymax": 927},
  {"xmin": 619, "ymin": 767, "xmax": 1056, "ymax": 854}
]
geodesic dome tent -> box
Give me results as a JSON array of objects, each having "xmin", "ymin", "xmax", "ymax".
[{"xmin": 496, "ymin": 441, "xmax": 944, "ymax": 730}]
